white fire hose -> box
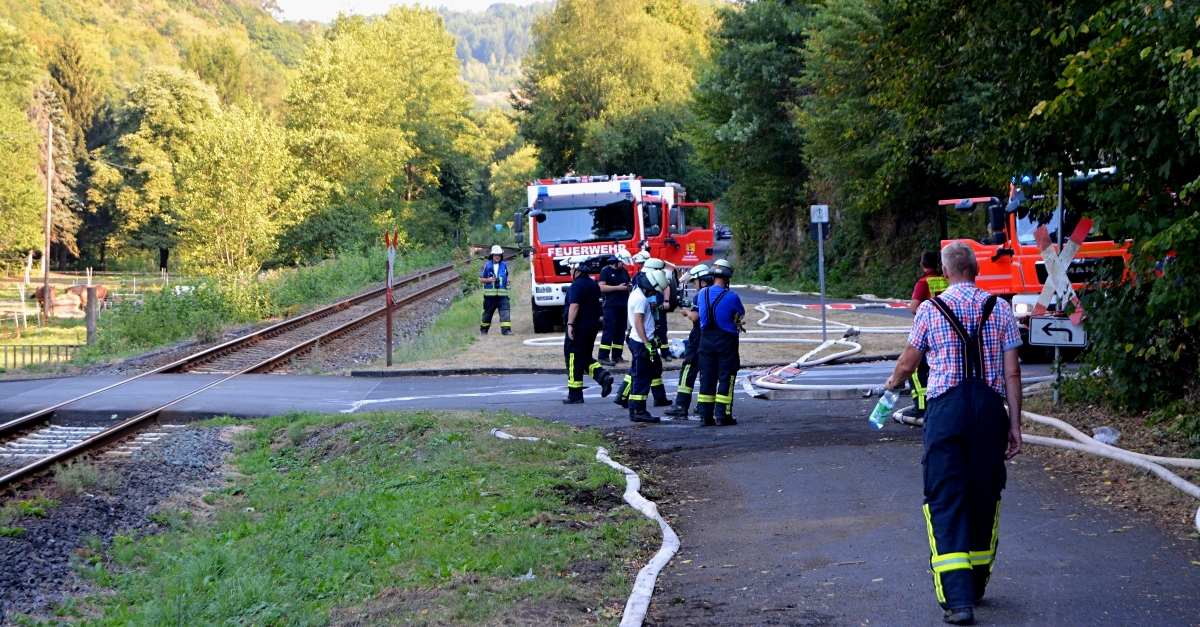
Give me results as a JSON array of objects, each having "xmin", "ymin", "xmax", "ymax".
[{"xmin": 491, "ymin": 429, "xmax": 678, "ymax": 627}]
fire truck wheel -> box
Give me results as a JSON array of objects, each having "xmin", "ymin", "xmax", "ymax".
[{"xmin": 532, "ymin": 302, "xmax": 559, "ymax": 334}]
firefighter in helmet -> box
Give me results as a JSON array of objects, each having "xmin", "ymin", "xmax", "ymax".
[
  {"xmin": 614, "ymin": 258, "xmax": 671, "ymax": 410},
  {"xmin": 694, "ymin": 259, "xmax": 744, "ymax": 426},
  {"xmin": 663, "ymin": 264, "xmax": 713, "ymax": 419},
  {"xmin": 626, "ymin": 268, "xmax": 671, "ymax": 423},
  {"xmin": 640, "ymin": 257, "xmax": 674, "ymax": 362},
  {"xmin": 480, "ymin": 245, "xmax": 512, "ymax": 335},
  {"xmin": 562, "ymin": 256, "xmax": 615, "ymax": 404},
  {"xmin": 598, "ymin": 249, "xmax": 634, "ymax": 366}
]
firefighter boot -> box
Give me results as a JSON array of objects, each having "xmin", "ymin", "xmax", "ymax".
[
  {"xmin": 613, "ymin": 377, "xmax": 630, "ymax": 409},
  {"xmin": 662, "ymin": 392, "xmax": 691, "ymax": 418},
  {"xmin": 715, "ymin": 404, "xmax": 737, "ymax": 426},
  {"xmin": 612, "ymin": 348, "xmax": 626, "ymax": 364},
  {"xmin": 480, "ymin": 325, "xmax": 489, "ymax": 335},
  {"xmin": 599, "ymin": 371, "xmax": 614, "ymax": 398},
  {"xmin": 695, "ymin": 402, "xmax": 716, "ymax": 427},
  {"xmin": 562, "ymin": 388, "xmax": 584, "ymax": 405},
  {"xmin": 651, "ymin": 383, "xmax": 672, "ymax": 407},
  {"xmin": 597, "ymin": 345, "xmax": 613, "ymax": 366}
]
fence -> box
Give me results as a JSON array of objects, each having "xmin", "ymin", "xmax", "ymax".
[{"xmin": 0, "ymin": 344, "xmax": 82, "ymax": 369}]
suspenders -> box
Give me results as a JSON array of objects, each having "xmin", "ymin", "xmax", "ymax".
[
  {"xmin": 703, "ymin": 287, "xmax": 729, "ymax": 329},
  {"xmin": 928, "ymin": 295, "xmax": 999, "ymax": 382}
]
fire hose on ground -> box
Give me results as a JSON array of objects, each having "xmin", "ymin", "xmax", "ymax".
[{"xmin": 490, "ymin": 429, "xmax": 677, "ymax": 627}]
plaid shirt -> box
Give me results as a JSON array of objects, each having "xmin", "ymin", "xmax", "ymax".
[{"xmin": 908, "ymin": 282, "xmax": 1022, "ymax": 399}]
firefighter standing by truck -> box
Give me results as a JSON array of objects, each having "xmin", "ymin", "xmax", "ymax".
[
  {"xmin": 480, "ymin": 245, "xmax": 512, "ymax": 335},
  {"xmin": 694, "ymin": 259, "xmax": 744, "ymax": 427},
  {"xmin": 897, "ymin": 250, "xmax": 949, "ymax": 424},
  {"xmin": 598, "ymin": 250, "xmax": 633, "ymax": 366},
  {"xmin": 615, "ymin": 254, "xmax": 671, "ymax": 408},
  {"xmin": 626, "ymin": 269, "xmax": 671, "ymax": 423},
  {"xmin": 562, "ymin": 257, "xmax": 615, "ymax": 404},
  {"xmin": 664, "ymin": 264, "xmax": 712, "ymax": 419}
]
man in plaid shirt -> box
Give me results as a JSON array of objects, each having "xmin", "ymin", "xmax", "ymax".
[{"xmin": 884, "ymin": 242, "xmax": 1024, "ymax": 625}]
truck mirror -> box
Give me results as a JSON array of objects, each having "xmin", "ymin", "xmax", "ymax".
[
  {"xmin": 988, "ymin": 205, "xmax": 1006, "ymax": 233},
  {"xmin": 513, "ymin": 212, "xmax": 524, "ymax": 233},
  {"xmin": 668, "ymin": 208, "xmax": 680, "ymax": 234},
  {"xmin": 514, "ymin": 233, "xmax": 524, "ymax": 244},
  {"xmin": 641, "ymin": 202, "xmax": 661, "ymax": 228}
]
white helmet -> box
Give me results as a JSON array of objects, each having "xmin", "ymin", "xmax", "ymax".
[
  {"xmin": 645, "ymin": 269, "xmax": 669, "ymax": 293},
  {"xmin": 711, "ymin": 259, "xmax": 734, "ymax": 279},
  {"xmin": 643, "ymin": 258, "xmax": 666, "ymax": 270},
  {"xmin": 563, "ymin": 255, "xmax": 590, "ymax": 271},
  {"xmin": 687, "ymin": 264, "xmax": 711, "ymax": 282},
  {"xmin": 632, "ymin": 250, "xmax": 651, "ymax": 264},
  {"xmin": 490, "ymin": 245, "xmax": 504, "ymax": 256},
  {"xmin": 616, "ymin": 249, "xmax": 633, "ymax": 265}
]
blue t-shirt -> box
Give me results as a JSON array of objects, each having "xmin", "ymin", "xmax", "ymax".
[{"xmin": 696, "ymin": 285, "xmax": 744, "ymax": 334}]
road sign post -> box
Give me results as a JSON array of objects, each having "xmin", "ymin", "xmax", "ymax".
[
  {"xmin": 811, "ymin": 205, "xmax": 830, "ymax": 342},
  {"xmin": 385, "ymin": 232, "xmax": 398, "ymax": 367}
]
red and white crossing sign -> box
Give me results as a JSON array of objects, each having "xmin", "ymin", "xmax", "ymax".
[{"xmin": 1031, "ymin": 218, "xmax": 1092, "ymax": 316}]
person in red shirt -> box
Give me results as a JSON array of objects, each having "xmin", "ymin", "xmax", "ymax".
[{"xmin": 898, "ymin": 251, "xmax": 948, "ymax": 424}]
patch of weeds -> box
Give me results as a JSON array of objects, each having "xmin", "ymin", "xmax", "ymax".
[
  {"xmin": 1147, "ymin": 399, "xmax": 1200, "ymax": 450},
  {"xmin": 54, "ymin": 461, "xmax": 120, "ymax": 496},
  {"xmin": 14, "ymin": 495, "xmax": 57, "ymax": 517},
  {"xmin": 0, "ymin": 525, "xmax": 24, "ymax": 536},
  {"xmin": 80, "ymin": 410, "xmax": 650, "ymax": 625}
]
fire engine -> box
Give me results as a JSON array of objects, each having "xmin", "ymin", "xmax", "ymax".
[
  {"xmin": 512, "ymin": 175, "xmax": 715, "ymax": 334},
  {"xmin": 939, "ymin": 172, "xmax": 1130, "ymax": 361}
]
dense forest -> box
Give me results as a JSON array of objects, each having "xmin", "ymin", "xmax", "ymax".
[
  {"xmin": 441, "ymin": 2, "xmax": 552, "ymax": 95},
  {"xmin": 0, "ymin": 0, "xmax": 533, "ymax": 278}
]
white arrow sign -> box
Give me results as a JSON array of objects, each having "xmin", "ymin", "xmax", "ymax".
[
  {"xmin": 1031, "ymin": 218, "xmax": 1092, "ymax": 316},
  {"xmin": 1028, "ymin": 315, "xmax": 1087, "ymax": 347}
]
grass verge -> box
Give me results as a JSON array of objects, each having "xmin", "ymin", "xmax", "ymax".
[{"xmin": 52, "ymin": 410, "xmax": 651, "ymax": 626}]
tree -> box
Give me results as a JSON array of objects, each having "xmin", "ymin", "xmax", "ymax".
[
  {"xmin": 89, "ymin": 66, "xmax": 221, "ymax": 270},
  {"xmin": 489, "ymin": 144, "xmax": 539, "ymax": 219},
  {"xmin": 516, "ymin": 0, "xmax": 715, "ymax": 194},
  {"xmin": 30, "ymin": 82, "xmax": 83, "ymax": 267},
  {"xmin": 0, "ymin": 21, "xmax": 41, "ymax": 258},
  {"xmin": 174, "ymin": 107, "xmax": 309, "ymax": 278},
  {"xmin": 49, "ymin": 38, "xmax": 102, "ymax": 153},
  {"xmin": 284, "ymin": 8, "xmax": 480, "ymax": 259},
  {"xmin": 691, "ymin": 0, "xmax": 811, "ymax": 273}
]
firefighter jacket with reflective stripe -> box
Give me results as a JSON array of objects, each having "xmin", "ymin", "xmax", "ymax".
[{"xmin": 481, "ymin": 260, "xmax": 509, "ymax": 296}]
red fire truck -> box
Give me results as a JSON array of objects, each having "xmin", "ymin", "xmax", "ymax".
[
  {"xmin": 513, "ymin": 175, "xmax": 715, "ymax": 333},
  {"xmin": 939, "ymin": 172, "xmax": 1130, "ymax": 360}
]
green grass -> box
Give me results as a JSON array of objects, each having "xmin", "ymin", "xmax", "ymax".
[
  {"xmin": 48, "ymin": 410, "xmax": 649, "ymax": 626},
  {"xmin": 76, "ymin": 248, "xmax": 455, "ymax": 362}
]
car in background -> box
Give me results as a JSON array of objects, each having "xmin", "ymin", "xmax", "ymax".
[{"xmin": 715, "ymin": 223, "xmax": 732, "ymax": 240}]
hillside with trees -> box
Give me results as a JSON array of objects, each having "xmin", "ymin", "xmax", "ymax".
[{"xmin": 440, "ymin": 2, "xmax": 552, "ymax": 96}]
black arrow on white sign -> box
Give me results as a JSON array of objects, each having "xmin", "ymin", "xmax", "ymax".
[{"xmin": 1042, "ymin": 322, "xmax": 1073, "ymax": 342}]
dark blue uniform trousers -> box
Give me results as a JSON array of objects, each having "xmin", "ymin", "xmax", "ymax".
[
  {"xmin": 922, "ymin": 379, "xmax": 1009, "ymax": 610},
  {"xmin": 599, "ymin": 306, "xmax": 627, "ymax": 361}
]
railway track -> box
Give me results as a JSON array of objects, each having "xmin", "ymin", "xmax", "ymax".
[{"xmin": 0, "ymin": 258, "xmax": 481, "ymax": 491}]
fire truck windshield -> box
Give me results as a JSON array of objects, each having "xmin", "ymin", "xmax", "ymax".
[
  {"xmin": 1015, "ymin": 206, "xmax": 1102, "ymax": 245},
  {"xmin": 535, "ymin": 199, "xmax": 636, "ymax": 244}
]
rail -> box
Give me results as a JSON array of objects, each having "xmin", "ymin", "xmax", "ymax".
[
  {"xmin": 0, "ymin": 345, "xmax": 82, "ymax": 369},
  {"xmin": 0, "ymin": 250, "xmax": 519, "ymax": 491}
]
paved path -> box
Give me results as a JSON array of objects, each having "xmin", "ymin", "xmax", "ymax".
[{"xmin": 1, "ymin": 364, "xmax": 1196, "ymax": 625}]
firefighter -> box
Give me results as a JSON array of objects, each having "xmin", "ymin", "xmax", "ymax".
[
  {"xmin": 883, "ymin": 242, "xmax": 1023, "ymax": 625},
  {"xmin": 694, "ymin": 259, "xmax": 744, "ymax": 427},
  {"xmin": 480, "ymin": 245, "xmax": 512, "ymax": 335},
  {"xmin": 897, "ymin": 250, "xmax": 950, "ymax": 424},
  {"xmin": 598, "ymin": 250, "xmax": 633, "ymax": 366},
  {"xmin": 663, "ymin": 264, "xmax": 712, "ymax": 419},
  {"xmin": 614, "ymin": 256, "xmax": 670, "ymax": 408},
  {"xmin": 626, "ymin": 269, "xmax": 670, "ymax": 423},
  {"xmin": 562, "ymin": 257, "xmax": 615, "ymax": 404},
  {"xmin": 641, "ymin": 257, "xmax": 674, "ymax": 362}
]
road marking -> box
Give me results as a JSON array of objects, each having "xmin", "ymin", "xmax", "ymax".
[{"xmin": 340, "ymin": 386, "xmax": 566, "ymax": 413}]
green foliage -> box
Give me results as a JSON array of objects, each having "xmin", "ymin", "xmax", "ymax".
[
  {"xmin": 89, "ymin": 66, "xmax": 222, "ymax": 258},
  {"xmin": 48, "ymin": 38, "xmax": 102, "ymax": 151},
  {"xmin": 691, "ymin": 0, "xmax": 810, "ymax": 270},
  {"xmin": 393, "ymin": 286, "xmax": 483, "ymax": 364},
  {"xmin": 174, "ymin": 106, "xmax": 310, "ymax": 279},
  {"xmin": 284, "ymin": 8, "xmax": 481, "ymax": 260},
  {"xmin": 489, "ymin": 144, "xmax": 539, "ymax": 219},
  {"xmin": 517, "ymin": 0, "xmax": 716, "ymax": 196},
  {"xmin": 441, "ymin": 2, "xmax": 553, "ymax": 95},
  {"xmin": 87, "ymin": 248, "xmax": 451, "ymax": 357},
  {"xmin": 181, "ymin": 36, "xmax": 287, "ymax": 109},
  {"xmin": 80, "ymin": 410, "xmax": 644, "ymax": 624}
]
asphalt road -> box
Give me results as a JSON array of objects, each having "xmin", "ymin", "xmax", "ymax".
[{"xmin": 1, "ymin": 363, "xmax": 1196, "ymax": 626}]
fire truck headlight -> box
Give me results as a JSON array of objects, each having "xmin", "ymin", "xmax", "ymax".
[
  {"xmin": 1014, "ymin": 302, "xmax": 1030, "ymax": 315},
  {"xmin": 535, "ymin": 286, "xmax": 552, "ymax": 293}
]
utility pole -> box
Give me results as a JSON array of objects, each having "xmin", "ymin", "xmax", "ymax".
[{"xmin": 43, "ymin": 120, "xmax": 53, "ymax": 320}]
